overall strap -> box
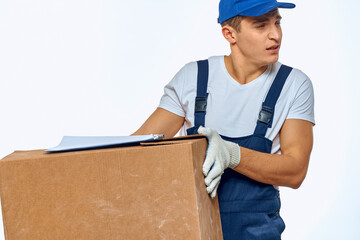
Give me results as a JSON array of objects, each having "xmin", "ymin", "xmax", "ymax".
[
  {"xmin": 193, "ymin": 60, "xmax": 209, "ymax": 127},
  {"xmin": 254, "ymin": 65, "xmax": 293, "ymax": 136}
]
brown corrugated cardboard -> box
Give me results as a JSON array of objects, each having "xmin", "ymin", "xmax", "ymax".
[{"xmin": 0, "ymin": 136, "xmax": 223, "ymax": 240}]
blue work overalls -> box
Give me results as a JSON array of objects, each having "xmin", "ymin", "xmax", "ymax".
[{"xmin": 187, "ymin": 60, "xmax": 293, "ymax": 240}]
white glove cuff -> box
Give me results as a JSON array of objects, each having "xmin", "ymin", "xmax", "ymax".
[{"xmin": 225, "ymin": 141, "xmax": 241, "ymax": 169}]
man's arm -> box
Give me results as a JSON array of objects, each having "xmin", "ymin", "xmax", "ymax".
[
  {"xmin": 233, "ymin": 119, "xmax": 313, "ymax": 189},
  {"xmin": 132, "ymin": 107, "xmax": 185, "ymax": 138}
]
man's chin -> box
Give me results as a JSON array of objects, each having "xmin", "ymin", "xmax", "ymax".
[{"xmin": 266, "ymin": 55, "xmax": 280, "ymax": 64}]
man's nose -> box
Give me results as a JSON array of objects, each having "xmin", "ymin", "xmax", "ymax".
[{"xmin": 268, "ymin": 25, "xmax": 281, "ymax": 41}]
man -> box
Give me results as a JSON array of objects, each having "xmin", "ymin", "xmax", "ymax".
[{"xmin": 133, "ymin": 0, "xmax": 314, "ymax": 239}]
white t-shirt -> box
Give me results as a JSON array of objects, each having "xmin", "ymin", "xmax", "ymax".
[{"xmin": 159, "ymin": 56, "xmax": 315, "ymax": 154}]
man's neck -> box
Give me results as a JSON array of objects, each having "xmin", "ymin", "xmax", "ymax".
[{"xmin": 224, "ymin": 54, "xmax": 268, "ymax": 85}]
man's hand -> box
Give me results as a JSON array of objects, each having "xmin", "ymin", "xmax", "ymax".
[{"xmin": 197, "ymin": 126, "xmax": 241, "ymax": 198}]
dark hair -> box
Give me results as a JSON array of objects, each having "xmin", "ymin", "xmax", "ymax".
[{"xmin": 221, "ymin": 15, "xmax": 245, "ymax": 32}]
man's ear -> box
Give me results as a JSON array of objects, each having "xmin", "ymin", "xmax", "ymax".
[{"xmin": 222, "ymin": 25, "xmax": 237, "ymax": 44}]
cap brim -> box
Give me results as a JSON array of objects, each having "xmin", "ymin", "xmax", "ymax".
[
  {"xmin": 242, "ymin": 2, "xmax": 296, "ymax": 17},
  {"xmin": 277, "ymin": 2, "xmax": 296, "ymax": 9}
]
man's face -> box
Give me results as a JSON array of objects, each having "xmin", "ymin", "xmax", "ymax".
[{"xmin": 234, "ymin": 9, "xmax": 283, "ymax": 66}]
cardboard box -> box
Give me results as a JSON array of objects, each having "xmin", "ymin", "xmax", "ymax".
[{"xmin": 0, "ymin": 136, "xmax": 223, "ymax": 240}]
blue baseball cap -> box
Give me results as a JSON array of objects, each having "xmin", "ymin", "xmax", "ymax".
[{"xmin": 218, "ymin": 0, "xmax": 296, "ymax": 24}]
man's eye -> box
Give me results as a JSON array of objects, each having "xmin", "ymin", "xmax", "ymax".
[
  {"xmin": 276, "ymin": 21, "xmax": 281, "ymax": 25},
  {"xmin": 256, "ymin": 24, "xmax": 265, "ymax": 28}
]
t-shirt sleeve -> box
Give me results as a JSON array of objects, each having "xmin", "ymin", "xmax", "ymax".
[
  {"xmin": 158, "ymin": 66, "xmax": 186, "ymax": 117},
  {"xmin": 287, "ymin": 75, "xmax": 315, "ymax": 125}
]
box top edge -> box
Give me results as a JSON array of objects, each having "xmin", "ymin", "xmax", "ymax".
[{"xmin": 0, "ymin": 135, "xmax": 207, "ymax": 162}]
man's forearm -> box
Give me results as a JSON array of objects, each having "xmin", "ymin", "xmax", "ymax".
[{"xmin": 233, "ymin": 146, "xmax": 310, "ymax": 189}]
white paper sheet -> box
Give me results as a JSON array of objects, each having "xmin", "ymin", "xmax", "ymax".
[{"xmin": 45, "ymin": 135, "xmax": 164, "ymax": 152}]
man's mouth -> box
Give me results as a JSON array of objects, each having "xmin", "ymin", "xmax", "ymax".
[{"xmin": 266, "ymin": 45, "xmax": 280, "ymax": 50}]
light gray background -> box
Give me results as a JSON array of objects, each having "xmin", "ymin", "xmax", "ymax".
[{"xmin": 0, "ymin": 0, "xmax": 359, "ymax": 239}]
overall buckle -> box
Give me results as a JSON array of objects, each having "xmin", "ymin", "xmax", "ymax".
[
  {"xmin": 195, "ymin": 96, "xmax": 208, "ymax": 112},
  {"xmin": 258, "ymin": 105, "xmax": 273, "ymax": 125}
]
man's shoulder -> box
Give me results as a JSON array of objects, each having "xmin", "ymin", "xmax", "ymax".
[
  {"xmin": 179, "ymin": 55, "xmax": 224, "ymax": 74},
  {"xmin": 274, "ymin": 62, "xmax": 314, "ymax": 101},
  {"xmin": 275, "ymin": 62, "xmax": 312, "ymax": 85},
  {"xmin": 184, "ymin": 55, "xmax": 223, "ymax": 65}
]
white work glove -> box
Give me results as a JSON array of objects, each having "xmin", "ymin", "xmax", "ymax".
[{"xmin": 198, "ymin": 126, "xmax": 241, "ymax": 199}]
